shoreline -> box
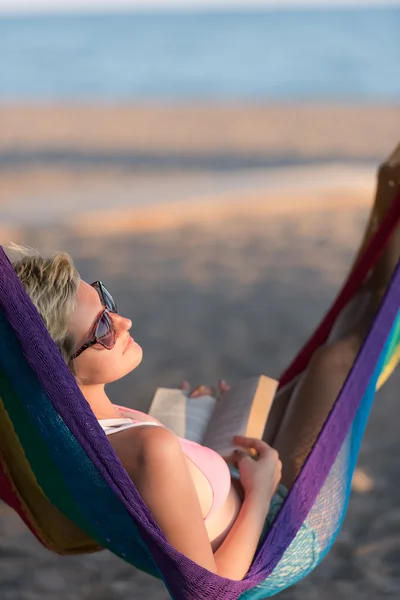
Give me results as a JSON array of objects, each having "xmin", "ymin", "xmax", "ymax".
[{"xmin": 0, "ymin": 163, "xmax": 376, "ymax": 240}]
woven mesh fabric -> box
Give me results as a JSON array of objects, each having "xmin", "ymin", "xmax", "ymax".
[
  {"xmin": 0, "ymin": 237, "xmax": 399, "ymax": 600},
  {"xmin": 238, "ymin": 311, "xmax": 399, "ymax": 598}
]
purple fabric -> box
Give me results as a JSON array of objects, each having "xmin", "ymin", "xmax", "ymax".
[{"xmin": 0, "ymin": 245, "xmax": 399, "ymax": 600}]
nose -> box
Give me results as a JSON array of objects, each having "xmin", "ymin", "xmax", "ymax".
[{"xmin": 112, "ymin": 313, "xmax": 132, "ymax": 334}]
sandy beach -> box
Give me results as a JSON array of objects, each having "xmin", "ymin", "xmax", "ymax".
[
  {"xmin": 0, "ymin": 103, "xmax": 399, "ymax": 599},
  {"xmin": 1, "ymin": 104, "xmax": 399, "ymax": 157}
]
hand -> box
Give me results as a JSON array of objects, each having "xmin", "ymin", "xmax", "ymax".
[
  {"xmin": 226, "ymin": 436, "xmax": 282, "ymax": 502},
  {"xmin": 179, "ymin": 379, "xmax": 231, "ymax": 399}
]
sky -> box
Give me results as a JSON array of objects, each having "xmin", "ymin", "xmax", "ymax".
[{"xmin": 0, "ymin": 0, "xmax": 399, "ymax": 14}]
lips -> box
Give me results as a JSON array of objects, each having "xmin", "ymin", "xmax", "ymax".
[{"xmin": 123, "ymin": 336, "xmax": 133, "ymax": 354}]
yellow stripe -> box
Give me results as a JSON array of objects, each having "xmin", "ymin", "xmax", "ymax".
[
  {"xmin": 0, "ymin": 396, "xmax": 102, "ymax": 555},
  {"xmin": 377, "ymin": 346, "xmax": 400, "ymax": 390}
]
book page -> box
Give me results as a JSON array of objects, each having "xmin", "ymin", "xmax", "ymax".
[
  {"xmin": 202, "ymin": 376, "xmax": 259, "ymax": 457},
  {"xmin": 185, "ymin": 395, "xmax": 217, "ymax": 443},
  {"xmin": 148, "ymin": 388, "xmax": 187, "ymax": 437},
  {"xmin": 148, "ymin": 387, "xmax": 217, "ymax": 443},
  {"xmin": 202, "ymin": 375, "xmax": 278, "ymax": 458}
]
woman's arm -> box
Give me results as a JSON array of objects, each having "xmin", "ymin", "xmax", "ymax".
[
  {"xmin": 127, "ymin": 426, "xmax": 217, "ymax": 572},
  {"xmin": 213, "ymin": 489, "xmax": 270, "ymax": 580},
  {"xmin": 123, "ymin": 426, "xmax": 270, "ymax": 581}
]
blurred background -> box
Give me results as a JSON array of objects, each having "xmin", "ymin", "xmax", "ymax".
[{"xmin": 0, "ymin": 1, "xmax": 400, "ymax": 599}]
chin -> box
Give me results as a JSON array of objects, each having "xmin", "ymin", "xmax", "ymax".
[
  {"xmin": 127, "ymin": 342, "xmax": 143, "ymax": 370},
  {"xmin": 108, "ymin": 351, "xmax": 143, "ymax": 384},
  {"xmin": 106, "ymin": 342, "xmax": 143, "ymax": 383}
]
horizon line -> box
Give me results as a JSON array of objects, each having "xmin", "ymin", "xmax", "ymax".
[{"xmin": 1, "ymin": 1, "xmax": 400, "ymax": 17}]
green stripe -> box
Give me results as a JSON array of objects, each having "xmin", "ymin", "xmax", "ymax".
[{"xmin": 383, "ymin": 311, "xmax": 400, "ymax": 365}]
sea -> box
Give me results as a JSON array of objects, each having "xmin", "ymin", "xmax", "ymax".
[{"xmin": 0, "ymin": 8, "xmax": 399, "ymax": 102}]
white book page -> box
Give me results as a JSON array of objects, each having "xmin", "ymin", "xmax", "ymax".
[
  {"xmin": 185, "ymin": 395, "xmax": 217, "ymax": 443},
  {"xmin": 148, "ymin": 388, "xmax": 217, "ymax": 442},
  {"xmin": 148, "ymin": 388, "xmax": 187, "ymax": 438},
  {"xmin": 202, "ymin": 377, "xmax": 259, "ymax": 457}
]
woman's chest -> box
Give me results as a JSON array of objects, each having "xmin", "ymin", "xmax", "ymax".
[
  {"xmin": 184, "ymin": 455, "xmax": 242, "ymax": 550},
  {"xmin": 114, "ymin": 410, "xmax": 242, "ymax": 545}
]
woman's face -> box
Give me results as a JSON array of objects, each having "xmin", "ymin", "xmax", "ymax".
[{"xmin": 68, "ymin": 280, "xmax": 143, "ymax": 385}]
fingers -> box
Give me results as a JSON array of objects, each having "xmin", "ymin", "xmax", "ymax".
[
  {"xmin": 230, "ymin": 448, "xmax": 252, "ymax": 467},
  {"xmin": 191, "ymin": 380, "xmax": 230, "ymax": 398},
  {"xmin": 218, "ymin": 379, "xmax": 231, "ymax": 394},
  {"xmin": 180, "ymin": 379, "xmax": 231, "ymax": 398},
  {"xmin": 189, "ymin": 385, "xmax": 216, "ymax": 398},
  {"xmin": 232, "ymin": 447, "xmax": 259, "ymax": 460},
  {"xmin": 233, "ymin": 435, "xmax": 277, "ymax": 458},
  {"xmin": 180, "ymin": 380, "xmax": 213, "ymax": 398}
]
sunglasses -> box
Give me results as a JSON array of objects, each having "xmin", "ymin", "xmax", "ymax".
[{"xmin": 72, "ymin": 281, "xmax": 119, "ymax": 359}]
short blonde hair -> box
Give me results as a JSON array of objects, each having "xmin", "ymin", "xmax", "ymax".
[{"xmin": 7, "ymin": 243, "xmax": 81, "ymax": 373}]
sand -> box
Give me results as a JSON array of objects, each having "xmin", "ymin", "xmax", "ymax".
[
  {"xmin": 1, "ymin": 104, "xmax": 399, "ymax": 159},
  {"xmin": 0, "ymin": 103, "xmax": 399, "ymax": 599}
]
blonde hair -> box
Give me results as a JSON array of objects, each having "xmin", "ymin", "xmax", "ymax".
[{"xmin": 7, "ymin": 243, "xmax": 81, "ymax": 373}]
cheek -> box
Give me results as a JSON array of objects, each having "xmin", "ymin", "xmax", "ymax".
[
  {"xmin": 112, "ymin": 341, "xmax": 144, "ymax": 380},
  {"xmin": 101, "ymin": 342, "xmax": 144, "ymax": 383},
  {"xmin": 74, "ymin": 352, "xmax": 106, "ymax": 385},
  {"xmin": 75, "ymin": 342, "xmax": 143, "ymax": 385}
]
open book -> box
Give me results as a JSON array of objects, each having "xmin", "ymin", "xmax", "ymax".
[{"xmin": 148, "ymin": 375, "xmax": 278, "ymax": 460}]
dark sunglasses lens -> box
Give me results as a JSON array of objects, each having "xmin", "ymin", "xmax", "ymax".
[
  {"xmin": 101, "ymin": 284, "xmax": 118, "ymax": 313},
  {"xmin": 96, "ymin": 312, "xmax": 115, "ymax": 348}
]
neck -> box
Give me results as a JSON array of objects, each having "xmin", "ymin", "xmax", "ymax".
[{"xmin": 79, "ymin": 384, "xmax": 122, "ymax": 420}]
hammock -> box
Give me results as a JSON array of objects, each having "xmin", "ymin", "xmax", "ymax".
[{"xmin": 0, "ymin": 193, "xmax": 399, "ymax": 600}]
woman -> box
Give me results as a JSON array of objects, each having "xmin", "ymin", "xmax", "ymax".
[{"xmin": 9, "ymin": 146, "xmax": 400, "ymax": 581}]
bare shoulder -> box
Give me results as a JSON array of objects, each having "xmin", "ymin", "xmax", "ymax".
[
  {"xmin": 107, "ymin": 425, "xmax": 177, "ymax": 472},
  {"xmin": 108, "ymin": 425, "xmax": 217, "ymax": 574}
]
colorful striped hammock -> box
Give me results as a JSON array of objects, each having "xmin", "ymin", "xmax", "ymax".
[{"xmin": 0, "ymin": 192, "xmax": 399, "ymax": 600}]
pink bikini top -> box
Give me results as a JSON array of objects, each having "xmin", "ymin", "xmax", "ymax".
[{"xmin": 98, "ymin": 406, "xmax": 232, "ymax": 522}]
